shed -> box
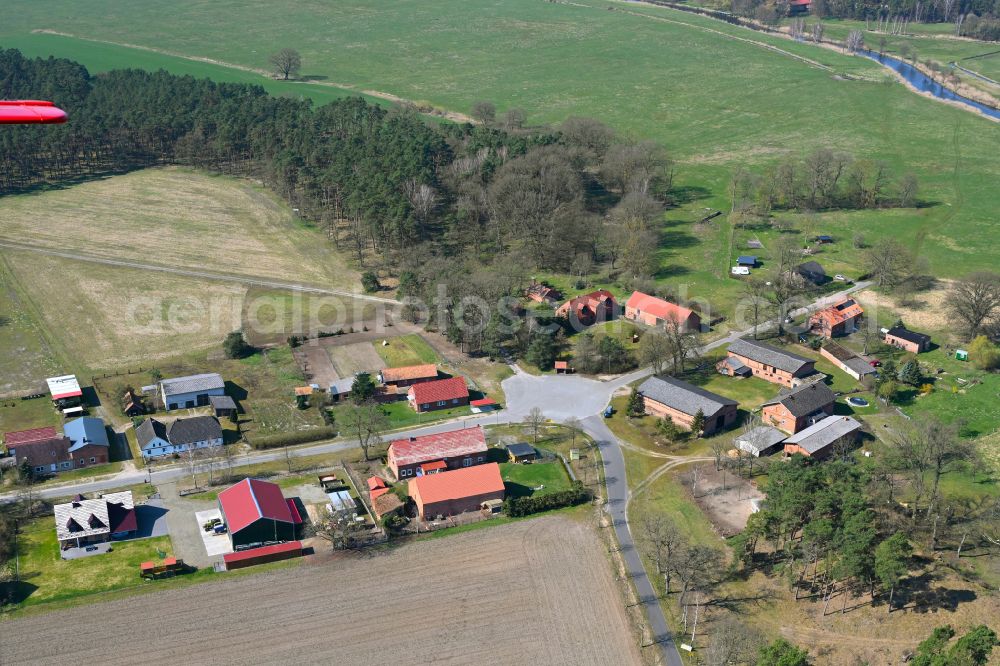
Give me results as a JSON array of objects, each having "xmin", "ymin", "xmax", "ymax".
[
  {"xmin": 506, "ymin": 442, "xmax": 538, "ymax": 463},
  {"xmin": 223, "ymin": 541, "xmax": 302, "ymax": 571},
  {"xmin": 956, "ymin": 349, "xmax": 969, "ymax": 361},
  {"xmin": 737, "ymin": 255, "xmax": 757, "ymax": 267},
  {"xmin": 327, "ymin": 490, "xmax": 357, "ymax": 515},
  {"xmin": 815, "ymin": 235, "xmax": 833, "ymax": 243},
  {"xmin": 735, "ymin": 426, "xmax": 787, "ymax": 457},
  {"xmin": 470, "ymin": 397, "xmax": 499, "ymax": 413},
  {"xmin": 209, "ymin": 395, "xmax": 237, "ymax": 419}
]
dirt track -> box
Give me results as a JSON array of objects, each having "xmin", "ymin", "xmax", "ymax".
[{"xmin": 0, "ymin": 517, "xmax": 641, "ymax": 666}]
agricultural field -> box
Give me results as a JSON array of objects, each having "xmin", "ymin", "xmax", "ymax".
[
  {"xmin": 2, "ymin": 0, "xmax": 999, "ymax": 315},
  {"xmin": 0, "ymin": 257, "xmax": 61, "ymax": 394},
  {"xmin": 0, "ymin": 518, "xmax": 642, "ymax": 666},
  {"xmin": 0, "ymin": 168, "xmax": 356, "ymax": 288}
]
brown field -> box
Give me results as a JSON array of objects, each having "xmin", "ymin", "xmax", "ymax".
[
  {"xmin": 0, "ymin": 167, "xmax": 358, "ymax": 289},
  {"xmin": 0, "ymin": 517, "xmax": 642, "ymax": 666},
  {"xmin": 855, "ymin": 283, "xmax": 952, "ymax": 337},
  {"xmin": 327, "ymin": 341, "xmax": 386, "ymax": 377}
]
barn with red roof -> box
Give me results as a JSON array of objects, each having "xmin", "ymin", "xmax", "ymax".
[
  {"xmin": 217, "ymin": 478, "xmax": 298, "ymax": 550},
  {"xmin": 624, "ymin": 291, "xmax": 701, "ymax": 332},
  {"xmin": 408, "ymin": 463, "xmax": 505, "ymax": 519}
]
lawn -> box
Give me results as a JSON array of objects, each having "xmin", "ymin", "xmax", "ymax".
[
  {"xmin": 499, "ymin": 460, "xmax": 572, "ymax": 498},
  {"xmin": 3, "ymin": 0, "xmax": 999, "ymax": 313},
  {"xmin": 373, "ymin": 334, "xmax": 441, "ymax": 368},
  {"xmin": 4, "ymin": 518, "xmax": 177, "ymax": 609},
  {"xmin": 0, "ymin": 399, "xmax": 61, "ymax": 442},
  {"xmin": 328, "ymin": 399, "xmax": 473, "ymax": 435}
]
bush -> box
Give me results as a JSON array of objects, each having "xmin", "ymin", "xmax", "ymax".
[
  {"xmin": 503, "ymin": 481, "xmax": 591, "ymax": 517},
  {"xmin": 247, "ymin": 427, "xmax": 337, "ymax": 450},
  {"xmin": 223, "ymin": 330, "xmax": 254, "ymax": 358},
  {"xmin": 361, "ymin": 271, "xmax": 381, "ymax": 293},
  {"xmin": 969, "ymin": 336, "xmax": 1000, "ymax": 371}
]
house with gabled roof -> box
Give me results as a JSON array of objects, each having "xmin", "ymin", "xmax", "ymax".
[
  {"xmin": 885, "ymin": 326, "xmax": 931, "ymax": 354},
  {"xmin": 408, "ymin": 463, "xmax": 505, "ymax": 519},
  {"xmin": 218, "ymin": 478, "xmax": 300, "ymax": 550},
  {"xmin": 809, "ymin": 298, "xmax": 864, "ymax": 338},
  {"xmin": 63, "ymin": 417, "xmax": 110, "ymax": 468},
  {"xmin": 54, "ymin": 491, "xmax": 136, "ymax": 551},
  {"xmin": 387, "ymin": 425, "xmax": 488, "ymax": 480},
  {"xmin": 624, "ymin": 291, "xmax": 701, "ymax": 332},
  {"xmin": 638, "ymin": 376, "xmax": 738, "ymax": 436},
  {"xmin": 761, "ymin": 381, "xmax": 836, "ymax": 434},
  {"xmin": 407, "ymin": 376, "xmax": 469, "ymax": 413},
  {"xmin": 718, "ymin": 338, "xmax": 817, "ymax": 387},
  {"xmin": 555, "ymin": 290, "xmax": 618, "ymax": 327},
  {"xmin": 160, "ymin": 373, "xmax": 225, "ymax": 411},
  {"xmin": 136, "ymin": 415, "xmax": 223, "ymax": 459},
  {"xmin": 378, "ymin": 364, "xmax": 439, "ymax": 388},
  {"xmin": 783, "ymin": 415, "xmax": 861, "ymax": 459},
  {"xmin": 820, "ymin": 342, "xmax": 877, "ymax": 382}
]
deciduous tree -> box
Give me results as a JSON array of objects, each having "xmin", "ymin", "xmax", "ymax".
[{"xmin": 269, "ymin": 48, "xmax": 302, "ymax": 80}]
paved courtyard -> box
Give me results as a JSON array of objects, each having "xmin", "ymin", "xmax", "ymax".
[{"xmin": 194, "ymin": 509, "xmax": 233, "ymax": 558}]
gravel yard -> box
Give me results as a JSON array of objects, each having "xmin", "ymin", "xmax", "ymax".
[{"xmin": 0, "ymin": 517, "xmax": 641, "ymax": 666}]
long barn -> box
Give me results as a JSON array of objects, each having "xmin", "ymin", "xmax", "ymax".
[{"xmin": 218, "ymin": 478, "xmax": 299, "ymax": 550}]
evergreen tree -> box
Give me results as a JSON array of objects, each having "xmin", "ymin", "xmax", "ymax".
[
  {"xmin": 626, "ymin": 387, "xmax": 644, "ymax": 416},
  {"xmin": 691, "ymin": 408, "xmax": 706, "ymax": 437},
  {"xmin": 350, "ymin": 372, "xmax": 377, "ymax": 404},
  {"xmin": 222, "ymin": 330, "xmax": 253, "ymax": 359},
  {"xmin": 874, "ymin": 532, "xmax": 912, "ymax": 613},
  {"xmin": 897, "ymin": 359, "xmax": 922, "ymax": 386},
  {"xmin": 757, "ymin": 638, "xmax": 810, "ymax": 666},
  {"xmin": 526, "ymin": 334, "xmax": 556, "ymax": 370}
]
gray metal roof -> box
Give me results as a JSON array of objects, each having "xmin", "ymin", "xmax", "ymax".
[
  {"xmin": 506, "ymin": 443, "xmax": 536, "ymax": 457},
  {"xmin": 762, "ymin": 382, "xmax": 836, "ymax": 418},
  {"xmin": 330, "ymin": 376, "xmax": 356, "ymax": 395},
  {"xmin": 638, "ymin": 376, "xmax": 737, "ymax": 417},
  {"xmin": 845, "ymin": 357, "xmax": 877, "ymax": 376},
  {"xmin": 887, "ymin": 327, "xmax": 930, "ymax": 345},
  {"xmin": 784, "ymin": 416, "xmax": 861, "ymax": 454},
  {"xmin": 728, "ymin": 338, "xmax": 814, "ymax": 375},
  {"xmin": 166, "ymin": 416, "xmax": 223, "ymax": 446},
  {"xmin": 736, "ymin": 426, "xmax": 787, "ymax": 453},
  {"xmin": 160, "ymin": 373, "xmax": 224, "ymax": 397},
  {"xmin": 209, "ymin": 395, "xmax": 236, "ymax": 410}
]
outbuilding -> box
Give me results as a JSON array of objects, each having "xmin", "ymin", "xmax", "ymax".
[
  {"xmin": 884, "ymin": 326, "xmax": 931, "ymax": 354},
  {"xmin": 506, "ymin": 443, "xmax": 538, "ymax": 463},
  {"xmin": 638, "ymin": 376, "xmax": 738, "ymax": 436},
  {"xmin": 218, "ymin": 478, "xmax": 299, "ymax": 550},
  {"xmin": 735, "ymin": 426, "xmax": 787, "ymax": 457},
  {"xmin": 160, "ymin": 373, "xmax": 225, "ymax": 411}
]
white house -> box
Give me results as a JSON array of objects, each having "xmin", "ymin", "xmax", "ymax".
[
  {"xmin": 159, "ymin": 373, "xmax": 225, "ymax": 411},
  {"xmin": 136, "ymin": 415, "xmax": 224, "ymax": 459}
]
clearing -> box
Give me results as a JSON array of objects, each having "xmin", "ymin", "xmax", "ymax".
[
  {"xmin": 0, "ymin": 167, "xmax": 357, "ymax": 289},
  {"xmin": 0, "ymin": 517, "xmax": 642, "ymax": 666}
]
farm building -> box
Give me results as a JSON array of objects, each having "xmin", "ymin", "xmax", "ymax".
[
  {"xmin": 737, "ymin": 255, "xmax": 757, "ymax": 267},
  {"xmin": 809, "ymin": 299, "xmax": 864, "ymax": 338},
  {"xmin": 623, "ymin": 291, "xmax": 701, "ymax": 332},
  {"xmin": 735, "ymin": 426, "xmax": 787, "ymax": 457},
  {"xmin": 46, "ymin": 374, "xmax": 83, "ymax": 409},
  {"xmin": 218, "ymin": 478, "xmax": 300, "ymax": 550},
  {"xmin": 223, "ymin": 541, "xmax": 303, "ymax": 571},
  {"xmin": 795, "ymin": 261, "xmax": 828, "ymax": 286},
  {"xmin": 209, "ymin": 394, "xmax": 237, "ymax": 419},
  {"xmin": 554, "ymin": 360, "xmax": 572, "ymax": 374},
  {"xmin": 783, "ymin": 416, "xmax": 861, "ymax": 459},
  {"xmin": 761, "ymin": 381, "xmax": 836, "ymax": 434},
  {"xmin": 555, "ymin": 290, "xmax": 618, "ymax": 327},
  {"xmin": 387, "ymin": 426, "xmax": 488, "ymax": 480},
  {"xmin": 136, "ymin": 415, "xmax": 223, "ymax": 459},
  {"xmin": 884, "ymin": 326, "xmax": 931, "ymax": 354},
  {"xmin": 160, "ymin": 373, "xmax": 225, "ymax": 411},
  {"xmin": 718, "ymin": 338, "xmax": 816, "ymax": 387},
  {"xmin": 407, "ymin": 376, "xmax": 470, "ymax": 413},
  {"xmin": 820, "ymin": 342, "xmax": 877, "ymax": 381},
  {"xmin": 379, "ymin": 364, "xmax": 438, "ymax": 388},
  {"xmin": 408, "ymin": 463, "xmax": 505, "ymax": 520},
  {"xmin": 470, "ymin": 397, "xmax": 499, "ymax": 413},
  {"xmin": 638, "ymin": 376, "xmax": 738, "ymax": 436},
  {"xmin": 525, "ymin": 281, "xmax": 561, "ymax": 304},
  {"xmin": 5, "ymin": 428, "xmax": 75, "ymax": 475},
  {"xmin": 122, "ymin": 390, "xmax": 145, "ymax": 417},
  {"xmin": 329, "ymin": 375, "xmax": 356, "ymax": 401},
  {"xmin": 506, "ymin": 443, "xmax": 538, "ymax": 463},
  {"xmin": 54, "ymin": 491, "xmax": 136, "ymax": 551}
]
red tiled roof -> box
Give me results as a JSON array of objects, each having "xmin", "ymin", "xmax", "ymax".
[
  {"xmin": 389, "ymin": 426, "xmax": 487, "ymax": 467},
  {"xmin": 813, "ymin": 298, "xmax": 864, "ymax": 326},
  {"xmin": 367, "ymin": 476, "xmax": 387, "ymax": 491},
  {"xmin": 557, "ymin": 290, "xmax": 616, "ymax": 317},
  {"xmin": 554, "ymin": 361, "xmax": 568, "ymax": 370},
  {"xmin": 370, "ymin": 486, "xmax": 391, "ymax": 500},
  {"xmin": 381, "ymin": 364, "xmax": 438, "ymax": 383},
  {"xmin": 408, "ymin": 463, "xmax": 505, "ymax": 505},
  {"xmin": 625, "ymin": 291, "xmax": 695, "ymax": 323},
  {"xmin": 223, "ymin": 541, "xmax": 302, "ymax": 564},
  {"xmin": 421, "ymin": 460, "xmax": 448, "ymax": 473},
  {"xmin": 218, "ymin": 478, "xmax": 295, "ymax": 534},
  {"xmin": 408, "ymin": 377, "xmax": 469, "ymax": 405},
  {"xmin": 470, "ymin": 397, "xmax": 498, "ymax": 406},
  {"xmin": 4, "ymin": 426, "xmax": 58, "ymax": 446}
]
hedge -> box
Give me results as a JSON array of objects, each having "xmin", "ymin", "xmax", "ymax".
[
  {"xmin": 246, "ymin": 427, "xmax": 337, "ymax": 450},
  {"xmin": 504, "ymin": 481, "xmax": 591, "ymax": 517}
]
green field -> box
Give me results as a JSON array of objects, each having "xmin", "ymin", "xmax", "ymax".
[
  {"xmin": 2, "ymin": 0, "xmax": 998, "ymax": 319},
  {"xmin": 374, "ymin": 334, "xmax": 440, "ymax": 368}
]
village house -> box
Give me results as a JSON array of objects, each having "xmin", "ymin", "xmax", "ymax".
[
  {"xmin": 218, "ymin": 478, "xmax": 300, "ymax": 551},
  {"xmin": 407, "ymin": 376, "xmax": 469, "ymax": 413},
  {"xmin": 160, "ymin": 372, "xmax": 225, "ymax": 411},
  {"xmin": 54, "ymin": 491, "xmax": 136, "ymax": 551},
  {"xmin": 783, "ymin": 415, "xmax": 862, "ymax": 459},
  {"xmin": 63, "ymin": 417, "xmax": 111, "ymax": 468},
  {"xmin": 525, "ymin": 281, "xmax": 561, "ymax": 305},
  {"xmin": 378, "ymin": 364, "xmax": 439, "ymax": 388},
  {"xmin": 795, "ymin": 261, "xmax": 828, "ymax": 286},
  {"xmin": 5, "ymin": 427, "xmax": 75, "ymax": 475},
  {"xmin": 638, "ymin": 376, "xmax": 738, "ymax": 436},
  {"xmin": 809, "ymin": 298, "xmax": 864, "ymax": 338},
  {"xmin": 760, "ymin": 381, "xmax": 837, "ymax": 434},
  {"xmin": 136, "ymin": 415, "xmax": 224, "ymax": 459},
  {"xmin": 884, "ymin": 326, "xmax": 931, "ymax": 354},
  {"xmin": 387, "ymin": 426, "xmax": 488, "ymax": 480},
  {"xmin": 408, "ymin": 463, "xmax": 506, "ymax": 520},
  {"xmin": 623, "ymin": 291, "xmax": 701, "ymax": 332},
  {"xmin": 555, "ymin": 290, "xmax": 618, "ymax": 327},
  {"xmin": 506, "ymin": 442, "xmax": 538, "ymax": 463},
  {"xmin": 820, "ymin": 342, "xmax": 877, "ymax": 382},
  {"xmin": 718, "ymin": 338, "xmax": 817, "ymax": 387}
]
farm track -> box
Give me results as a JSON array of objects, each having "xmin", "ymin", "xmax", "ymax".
[
  {"xmin": 0, "ymin": 240, "xmax": 400, "ymax": 305},
  {"xmin": 0, "ymin": 517, "xmax": 642, "ymax": 666}
]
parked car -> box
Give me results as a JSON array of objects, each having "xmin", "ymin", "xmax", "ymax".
[
  {"xmin": 604, "ymin": 405, "xmax": 614, "ymax": 418},
  {"xmin": 833, "ymin": 274, "xmax": 847, "ymax": 281},
  {"xmin": 869, "ymin": 359, "xmax": 882, "ymax": 367},
  {"xmin": 731, "ymin": 266, "xmax": 750, "ymax": 276}
]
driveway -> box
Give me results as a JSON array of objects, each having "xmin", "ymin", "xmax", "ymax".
[
  {"xmin": 133, "ymin": 498, "xmax": 169, "ymax": 539},
  {"xmin": 156, "ymin": 482, "xmax": 219, "ymax": 568}
]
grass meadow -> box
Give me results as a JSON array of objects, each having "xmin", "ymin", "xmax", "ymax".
[{"xmin": 2, "ymin": 0, "xmax": 998, "ymax": 317}]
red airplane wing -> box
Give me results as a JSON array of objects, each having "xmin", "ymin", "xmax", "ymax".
[{"xmin": 0, "ymin": 100, "xmax": 68, "ymax": 124}]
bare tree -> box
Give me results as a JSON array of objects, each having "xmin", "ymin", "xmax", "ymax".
[
  {"xmin": 313, "ymin": 507, "xmax": 366, "ymax": 550},
  {"xmin": 948, "ymin": 271, "xmax": 1000, "ymax": 340},
  {"xmin": 559, "ymin": 116, "xmax": 617, "ymax": 159},
  {"xmin": 183, "ymin": 445, "xmax": 203, "ymax": 491},
  {"xmin": 600, "ymin": 141, "xmax": 673, "ymax": 195},
  {"xmin": 342, "ymin": 402, "xmax": 389, "ymax": 461},
  {"xmin": 269, "ymin": 48, "xmax": 302, "ymax": 80},
  {"xmin": 525, "ymin": 407, "xmax": 546, "ymax": 443},
  {"xmin": 471, "ymin": 100, "xmax": 496, "ymax": 124},
  {"xmin": 672, "ymin": 544, "xmax": 723, "ymax": 609},
  {"xmin": 705, "ymin": 616, "xmax": 764, "ymax": 666},
  {"xmin": 742, "ymin": 278, "xmax": 771, "ymax": 339},
  {"xmin": 640, "ymin": 514, "xmax": 683, "ymax": 594},
  {"xmin": 500, "ymin": 108, "xmax": 527, "ymax": 130},
  {"xmin": 220, "ymin": 441, "xmax": 237, "ymax": 483},
  {"xmin": 864, "ymin": 239, "xmax": 911, "ymax": 289},
  {"xmin": 812, "ymin": 21, "xmax": 825, "ymax": 43},
  {"xmin": 846, "ymin": 29, "xmax": 865, "ymax": 53},
  {"xmin": 638, "ymin": 330, "xmax": 672, "ymax": 375},
  {"xmin": 563, "ymin": 416, "xmax": 583, "ymax": 450},
  {"xmin": 663, "ymin": 316, "xmax": 700, "ymax": 374}
]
